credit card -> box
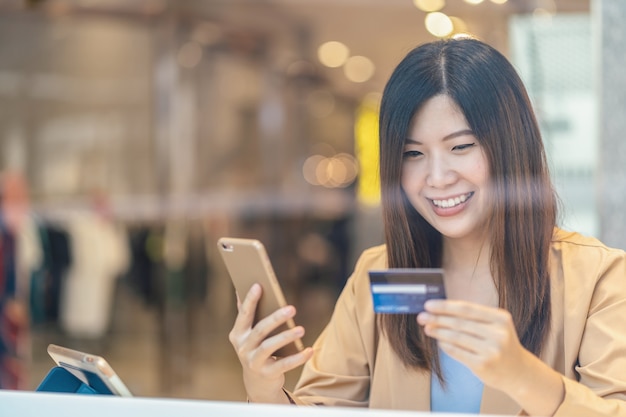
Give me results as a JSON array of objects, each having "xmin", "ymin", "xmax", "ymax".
[{"xmin": 369, "ymin": 269, "xmax": 446, "ymax": 314}]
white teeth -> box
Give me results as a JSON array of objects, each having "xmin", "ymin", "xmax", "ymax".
[{"xmin": 433, "ymin": 193, "xmax": 470, "ymax": 208}]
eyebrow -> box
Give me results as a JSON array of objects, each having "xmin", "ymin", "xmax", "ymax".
[{"xmin": 405, "ymin": 129, "xmax": 474, "ymax": 144}]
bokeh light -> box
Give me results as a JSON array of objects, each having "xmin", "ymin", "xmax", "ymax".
[
  {"xmin": 302, "ymin": 153, "xmax": 358, "ymax": 188},
  {"xmin": 317, "ymin": 41, "xmax": 350, "ymax": 68},
  {"xmin": 343, "ymin": 55, "xmax": 375, "ymax": 83},
  {"xmin": 413, "ymin": 0, "xmax": 445, "ymax": 12},
  {"xmin": 425, "ymin": 12, "xmax": 453, "ymax": 38}
]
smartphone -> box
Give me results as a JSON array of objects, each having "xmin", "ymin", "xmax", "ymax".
[
  {"xmin": 217, "ymin": 237, "xmax": 304, "ymax": 357},
  {"xmin": 368, "ymin": 268, "xmax": 446, "ymax": 314},
  {"xmin": 46, "ymin": 344, "xmax": 133, "ymax": 396}
]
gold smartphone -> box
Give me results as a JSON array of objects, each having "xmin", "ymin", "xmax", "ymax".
[
  {"xmin": 217, "ymin": 237, "xmax": 304, "ymax": 357},
  {"xmin": 46, "ymin": 344, "xmax": 133, "ymax": 396}
]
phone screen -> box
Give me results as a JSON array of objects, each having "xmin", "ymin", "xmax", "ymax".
[{"xmin": 368, "ymin": 268, "xmax": 446, "ymax": 314}]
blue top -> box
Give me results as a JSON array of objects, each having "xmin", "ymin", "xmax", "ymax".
[{"xmin": 431, "ymin": 349, "xmax": 484, "ymax": 414}]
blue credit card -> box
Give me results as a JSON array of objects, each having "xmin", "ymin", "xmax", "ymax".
[{"xmin": 369, "ymin": 269, "xmax": 446, "ymax": 314}]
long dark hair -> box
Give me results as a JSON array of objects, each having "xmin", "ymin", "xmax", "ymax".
[{"xmin": 378, "ymin": 38, "xmax": 557, "ymax": 379}]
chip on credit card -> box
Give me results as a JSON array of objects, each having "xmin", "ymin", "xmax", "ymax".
[{"xmin": 369, "ymin": 268, "xmax": 446, "ymax": 314}]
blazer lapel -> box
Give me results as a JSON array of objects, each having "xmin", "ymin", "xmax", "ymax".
[
  {"xmin": 372, "ymin": 342, "xmax": 432, "ymax": 410},
  {"xmin": 400, "ymin": 367, "xmax": 431, "ymax": 410}
]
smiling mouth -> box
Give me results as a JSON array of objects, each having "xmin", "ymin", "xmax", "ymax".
[{"xmin": 431, "ymin": 192, "xmax": 473, "ymax": 209}]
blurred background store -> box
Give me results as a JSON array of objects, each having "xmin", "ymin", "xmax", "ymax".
[{"xmin": 1, "ymin": 0, "xmax": 624, "ymax": 404}]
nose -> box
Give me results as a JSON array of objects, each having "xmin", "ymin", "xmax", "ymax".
[{"xmin": 425, "ymin": 153, "xmax": 456, "ymax": 188}]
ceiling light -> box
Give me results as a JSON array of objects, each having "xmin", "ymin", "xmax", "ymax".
[
  {"xmin": 425, "ymin": 12, "xmax": 453, "ymax": 38},
  {"xmin": 317, "ymin": 41, "xmax": 350, "ymax": 68},
  {"xmin": 343, "ymin": 56, "xmax": 375, "ymax": 83},
  {"xmin": 303, "ymin": 155, "xmax": 325, "ymax": 186},
  {"xmin": 413, "ymin": 0, "xmax": 445, "ymax": 12}
]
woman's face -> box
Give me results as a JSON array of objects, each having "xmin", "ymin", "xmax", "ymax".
[{"xmin": 401, "ymin": 94, "xmax": 490, "ymax": 243}]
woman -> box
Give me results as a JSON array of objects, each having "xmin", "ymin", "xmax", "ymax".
[{"xmin": 228, "ymin": 38, "xmax": 626, "ymax": 416}]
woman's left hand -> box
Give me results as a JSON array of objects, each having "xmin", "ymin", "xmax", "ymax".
[
  {"xmin": 417, "ymin": 299, "xmax": 530, "ymax": 391},
  {"xmin": 417, "ymin": 299, "xmax": 566, "ymax": 415}
]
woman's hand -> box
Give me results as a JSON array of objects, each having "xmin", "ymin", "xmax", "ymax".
[
  {"xmin": 417, "ymin": 300, "xmax": 564, "ymax": 415},
  {"xmin": 417, "ymin": 299, "xmax": 526, "ymax": 388},
  {"xmin": 228, "ymin": 283, "xmax": 314, "ymax": 404}
]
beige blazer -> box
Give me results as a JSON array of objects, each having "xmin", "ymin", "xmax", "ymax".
[{"xmin": 288, "ymin": 229, "xmax": 626, "ymax": 416}]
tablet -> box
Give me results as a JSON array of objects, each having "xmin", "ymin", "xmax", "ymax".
[
  {"xmin": 369, "ymin": 268, "xmax": 446, "ymax": 314},
  {"xmin": 45, "ymin": 344, "xmax": 133, "ymax": 396}
]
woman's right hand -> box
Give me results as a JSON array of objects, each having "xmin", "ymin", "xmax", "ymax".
[{"xmin": 228, "ymin": 283, "xmax": 314, "ymax": 404}]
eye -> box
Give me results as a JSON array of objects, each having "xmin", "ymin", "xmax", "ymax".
[
  {"xmin": 402, "ymin": 150, "xmax": 423, "ymax": 159},
  {"xmin": 452, "ymin": 143, "xmax": 476, "ymax": 151}
]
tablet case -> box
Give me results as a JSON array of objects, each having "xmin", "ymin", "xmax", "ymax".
[{"xmin": 36, "ymin": 366, "xmax": 114, "ymax": 395}]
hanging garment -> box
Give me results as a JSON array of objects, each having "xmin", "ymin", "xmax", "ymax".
[{"xmin": 59, "ymin": 212, "xmax": 130, "ymax": 339}]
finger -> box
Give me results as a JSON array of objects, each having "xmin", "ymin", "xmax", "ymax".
[
  {"xmin": 232, "ymin": 283, "xmax": 262, "ymax": 332},
  {"xmin": 235, "ymin": 291, "xmax": 242, "ymax": 310},
  {"xmin": 233, "ymin": 304, "xmax": 299, "ymax": 365},
  {"xmin": 438, "ymin": 340, "xmax": 480, "ymax": 364},
  {"xmin": 248, "ymin": 304, "xmax": 297, "ymax": 344},
  {"xmin": 418, "ymin": 312, "xmax": 492, "ymax": 339},
  {"xmin": 424, "ymin": 299, "xmax": 506, "ymax": 323},
  {"xmin": 255, "ymin": 325, "xmax": 305, "ymax": 363},
  {"xmin": 243, "ymin": 325, "xmax": 306, "ymax": 371},
  {"xmin": 424, "ymin": 325, "xmax": 487, "ymax": 353},
  {"xmin": 266, "ymin": 347, "xmax": 315, "ymax": 375},
  {"xmin": 421, "ymin": 315, "xmax": 514, "ymax": 363}
]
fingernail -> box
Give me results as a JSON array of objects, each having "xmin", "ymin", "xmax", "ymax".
[{"xmin": 417, "ymin": 312, "xmax": 431, "ymax": 324}]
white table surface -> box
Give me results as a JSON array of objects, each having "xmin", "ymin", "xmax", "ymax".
[{"xmin": 0, "ymin": 389, "xmax": 499, "ymax": 417}]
